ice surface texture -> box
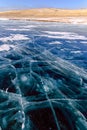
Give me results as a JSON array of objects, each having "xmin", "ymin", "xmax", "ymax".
[{"xmin": 0, "ymin": 21, "xmax": 87, "ymax": 130}]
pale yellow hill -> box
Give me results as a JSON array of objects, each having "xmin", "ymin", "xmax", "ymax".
[
  {"xmin": 0, "ymin": 8, "xmax": 87, "ymax": 23},
  {"xmin": 0, "ymin": 8, "xmax": 87, "ymax": 18}
]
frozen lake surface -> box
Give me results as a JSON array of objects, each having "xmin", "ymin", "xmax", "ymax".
[{"xmin": 0, "ymin": 20, "xmax": 87, "ymax": 130}]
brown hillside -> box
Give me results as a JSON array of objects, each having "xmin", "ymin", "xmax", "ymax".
[{"xmin": 0, "ymin": 8, "xmax": 87, "ymax": 18}]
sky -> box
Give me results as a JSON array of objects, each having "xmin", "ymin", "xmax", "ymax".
[{"xmin": 0, "ymin": 0, "xmax": 87, "ymax": 11}]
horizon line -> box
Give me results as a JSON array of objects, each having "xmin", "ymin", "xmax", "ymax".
[{"xmin": 0, "ymin": 7, "xmax": 87, "ymax": 12}]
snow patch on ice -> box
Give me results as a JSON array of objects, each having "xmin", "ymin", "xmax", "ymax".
[
  {"xmin": 6, "ymin": 28, "xmax": 30, "ymax": 31},
  {"xmin": 0, "ymin": 34, "xmax": 30, "ymax": 42},
  {"xmin": 44, "ymin": 31, "xmax": 71, "ymax": 35},
  {"xmin": 21, "ymin": 25, "xmax": 36, "ymax": 28},
  {"xmin": 81, "ymin": 41, "xmax": 87, "ymax": 44},
  {"xmin": 42, "ymin": 31, "xmax": 87, "ymax": 40},
  {"xmin": 49, "ymin": 41, "xmax": 62, "ymax": 45},
  {"xmin": 71, "ymin": 51, "xmax": 81, "ymax": 54},
  {"xmin": 0, "ymin": 44, "xmax": 14, "ymax": 51}
]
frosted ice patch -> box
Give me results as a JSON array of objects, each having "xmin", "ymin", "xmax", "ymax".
[
  {"xmin": 21, "ymin": 25, "xmax": 36, "ymax": 28},
  {"xmin": 81, "ymin": 41, "xmax": 87, "ymax": 44},
  {"xmin": 44, "ymin": 31, "xmax": 71, "ymax": 35},
  {"xmin": 22, "ymin": 123, "xmax": 25, "ymax": 129},
  {"xmin": 6, "ymin": 28, "xmax": 30, "ymax": 31},
  {"xmin": 71, "ymin": 51, "xmax": 81, "ymax": 54},
  {"xmin": 43, "ymin": 85, "xmax": 50, "ymax": 92},
  {"xmin": 42, "ymin": 31, "xmax": 87, "ymax": 40},
  {"xmin": 0, "ymin": 34, "xmax": 30, "ymax": 42},
  {"xmin": 0, "ymin": 44, "xmax": 14, "ymax": 51},
  {"xmin": 21, "ymin": 75, "xmax": 28, "ymax": 82},
  {"xmin": 49, "ymin": 41, "xmax": 62, "ymax": 45}
]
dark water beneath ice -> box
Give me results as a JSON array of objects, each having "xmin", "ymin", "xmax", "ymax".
[{"xmin": 0, "ymin": 20, "xmax": 87, "ymax": 130}]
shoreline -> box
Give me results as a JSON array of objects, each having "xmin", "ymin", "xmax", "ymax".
[{"xmin": 0, "ymin": 17, "xmax": 87, "ymax": 24}]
